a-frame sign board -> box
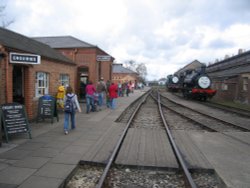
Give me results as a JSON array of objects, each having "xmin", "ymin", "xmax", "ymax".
[{"xmin": 0, "ymin": 103, "xmax": 32, "ymax": 142}]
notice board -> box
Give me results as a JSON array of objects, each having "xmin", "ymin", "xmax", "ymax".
[
  {"xmin": 37, "ymin": 95, "xmax": 58, "ymax": 123},
  {"xmin": 0, "ymin": 103, "xmax": 32, "ymax": 142}
]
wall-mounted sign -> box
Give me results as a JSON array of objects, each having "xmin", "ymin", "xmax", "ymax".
[
  {"xmin": 10, "ymin": 52, "xmax": 41, "ymax": 65},
  {"xmin": 96, "ymin": 55, "xmax": 111, "ymax": 62}
]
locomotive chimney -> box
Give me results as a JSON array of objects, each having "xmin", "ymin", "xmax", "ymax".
[
  {"xmin": 200, "ymin": 65, "xmax": 206, "ymax": 74},
  {"xmin": 238, "ymin": 49, "xmax": 243, "ymax": 55}
]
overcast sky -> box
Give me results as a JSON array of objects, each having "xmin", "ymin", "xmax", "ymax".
[{"xmin": 2, "ymin": 0, "xmax": 250, "ymax": 80}]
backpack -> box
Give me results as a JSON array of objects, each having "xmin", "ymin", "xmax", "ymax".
[{"xmin": 64, "ymin": 95, "xmax": 75, "ymax": 113}]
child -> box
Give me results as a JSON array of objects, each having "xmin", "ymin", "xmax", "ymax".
[{"xmin": 92, "ymin": 92, "xmax": 99, "ymax": 112}]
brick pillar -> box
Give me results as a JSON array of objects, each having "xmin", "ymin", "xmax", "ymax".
[{"xmin": 23, "ymin": 67, "xmax": 33, "ymax": 119}]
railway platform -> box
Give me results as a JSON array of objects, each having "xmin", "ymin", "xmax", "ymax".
[
  {"xmin": 0, "ymin": 89, "xmax": 249, "ymax": 188},
  {"xmin": 0, "ymin": 89, "xmax": 148, "ymax": 188}
]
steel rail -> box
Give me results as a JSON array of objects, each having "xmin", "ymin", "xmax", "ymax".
[
  {"xmin": 173, "ymin": 92, "xmax": 250, "ymax": 118},
  {"xmin": 158, "ymin": 92, "xmax": 250, "ymax": 148},
  {"xmin": 156, "ymin": 91, "xmax": 197, "ymax": 188},
  {"xmin": 161, "ymin": 93, "xmax": 249, "ymax": 132},
  {"xmin": 96, "ymin": 90, "xmax": 151, "ymax": 188}
]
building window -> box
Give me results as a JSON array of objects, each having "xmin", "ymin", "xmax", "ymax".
[
  {"xmin": 221, "ymin": 83, "xmax": 228, "ymax": 91},
  {"xmin": 243, "ymin": 77, "xmax": 248, "ymax": 91},
  {"xmin": 35, "ymin": 72, "xmax": 49, "ymax": 97},
  {"xmin": 59, "ymin": 74, "xmax": 69, "ymax": 87}
]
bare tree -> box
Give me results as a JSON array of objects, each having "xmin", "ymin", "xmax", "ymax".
[
  {"xmin": 136, "ymin": 63, "xmax": 147, "ymax": 83},
  {"xmin": 123, "ymin": 59, "xmax": 148, "ymax": 83},
  {"xmin": 0, "ymin": 5, "xmax": 14, "ymax": 28},
  {"xmin": 123, "ymin": 60, "xmax": 137, "ymax": 72}
]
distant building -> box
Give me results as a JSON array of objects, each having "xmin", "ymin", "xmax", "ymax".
[
  {"xmin": 158, "ymin": 78, "xmax": 167, "ymax": 85},
  {"xmin": 175, "ymin": 60, "xmax": 205, "ymax": 77},
  {"xmin": 34, "ymin": 36, "xmax": 114, "ymax": 99},
  {"xmin": 207, "ymin": 49, "xmax": 250, "ymax": 104},
  {"xmin": 112, "ymin": 64, "xmax": 139, "ymax": 84}
]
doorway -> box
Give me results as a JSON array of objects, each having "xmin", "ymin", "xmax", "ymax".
[
  {"xmin": 78, "ymin": 67, "xmax": 89, "ymax": 100},
  {"xmin": 13, "ymin": 65, "xmax": 24, "ymax": 104}
]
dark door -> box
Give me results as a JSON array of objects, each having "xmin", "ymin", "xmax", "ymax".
[{"xmin": 13, "ymin": 65, "xmax": 24, "ymax": 104}]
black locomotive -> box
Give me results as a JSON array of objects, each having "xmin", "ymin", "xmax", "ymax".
[
  {"xmin": 181, "ymin": 65, "xmax": 216, "ymax": 101},
  {"xmin": 166, "ymin": 74, "xmax": 181, "ymax": 92},
  {"xmin": 166, "ymin": 65, "xmax": 216, "ymax": 101}
]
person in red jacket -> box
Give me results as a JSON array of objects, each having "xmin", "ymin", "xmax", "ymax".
[
  {"xmin": 108, "ymin": 82, "xmax": 118, "ymax": 109},
  {"xmin": 85, "ymin": 80, "xmax": 96, "ymax": 113}
]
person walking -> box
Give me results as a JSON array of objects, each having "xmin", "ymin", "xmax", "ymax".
[
  {"xmin": 106, "ymin": 80, "xmax": 111, "ymax": 108},
  {"xmin": 85, "ymin": 80, "xmax": 96, "ymax": 113},
  {"xmin": 108, "ymin": 82, "xmax": 118, "ymax": 109},
  {"xmin": 63, "ymin": 86, "xmax": 81, "ymax": 135},
  {"xmin": 96, "ymin": 78, "xmax": 106, "ymax": 110}
]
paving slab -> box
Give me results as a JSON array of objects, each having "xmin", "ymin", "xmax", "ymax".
[
  {"xmin": 31, "ymin": 147, "xmax": 61, "ymax": 158},
  {"xmin": 50, "ymin": 153, "xmax": 83, "ymax": 165},
  {"xmin": 34, "ymin": 162, "xmax": 76, "ymax": 179},
  {"xmin": 0, "ymin": 166, "xmax": 36, "ymax": 184},
  {"xmin": 0, "ymin": 149, "xmax": 32, "ymax": 160},
  {"xmin": 0, "ymin": 183, "xmax": 18, "ymax": 188},
  {"xmin": 18, "ymin": 176, "xmax": 63, "ymax": 188},
  {"xmin": 12, "ymin": 156, "xmax": 50, "ymax": 169},
  {"xmin": 189, "ymin": 132, "xmax": 250, "ymax": 188}
]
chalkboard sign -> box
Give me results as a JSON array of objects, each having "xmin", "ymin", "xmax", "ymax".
[
  {"xmin": 37, "ymin": 95, "xmax": 58, "ymax": 123},
  {"xmin": 0, "ymin": 103, "xmax": 32, "ymax": 142}
]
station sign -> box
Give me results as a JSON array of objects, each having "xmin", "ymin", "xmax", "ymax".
[
  {"xmin": 10, "ymin": 52, "xmax": 41, "ymax": 65},
  {"xmin": 96, "ymin": 55, "xmax": 111, "ymax": 62}
]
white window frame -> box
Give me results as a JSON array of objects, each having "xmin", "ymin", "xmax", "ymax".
[
  {"xmin": 35, "ymin": 72, "xmax": 49, "ymax": 97},
  {"xmin": 221, "ymin": 83, "xmax": 228, "ymax": 91},
  {"xmin": 243, "ymin": 77, "xmax": 248, "ymax": 91},
  {"xmin": 59, "ymin": 74, "xmax": 69, "ymax": 87}
]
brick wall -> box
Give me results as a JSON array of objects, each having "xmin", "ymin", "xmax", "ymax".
[
  {"xmin": 112, "ymin": 73, "xmax": 138, "ymax": 84},
  {"xmin": 57, "ymin": 47, "xmax": 113, "ymax": 87},
  {"xmin": 28, "ymin": 59, "xmax": 76, "ymax": 119},
  {"xmin": 1, "ymin": 50, "xmax": 76, "ymax": 120}
]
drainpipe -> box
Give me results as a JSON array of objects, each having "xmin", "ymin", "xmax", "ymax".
[
  {"xmin": 73, "ymin": 48, "xmax": 78, "ymax": 62},
  {"xmin": 0, "ymin": 45, "xmax": 9, "ymax": 103},
  {"xmin": 5, "ymin": 51, "xmax": 9, "ymax": 103},
  {"xmin": 73, "ymin": 48, "xmax": 78, "ymax": 94}
]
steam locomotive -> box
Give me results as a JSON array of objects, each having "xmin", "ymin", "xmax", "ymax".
[
  {"xmin": 166, "ymin": 74, "xmax": 181, "ymax": 92},
  {"xmin": 166, "ymin": 65, "xmax": 216, "ymax": 101}
]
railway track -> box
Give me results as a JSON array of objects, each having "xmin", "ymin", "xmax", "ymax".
[
  {"xmin": 159, "ymin": 91, "xmax": 250, "ymax": 148},
  {"xmin": 159, "ymin": 93, "xmax": 249, "ymax": 132},
  {"xmin": 172, "ymin": 91, "xmax": 250, "ymax": 119},
  {"xmin": 97, "ymin": 91, "xmax": 196, "ymax": 187},
  {"xmin": 66, "ymin": 90, "xmax": 221, "ymax": 188}
]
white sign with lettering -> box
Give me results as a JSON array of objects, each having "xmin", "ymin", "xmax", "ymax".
[
  {"xmin": 96, "ymin": 55, "xmax": 111, "ymax": 62},
  {"xmin": 10, "ymin": 52, "xmax": 41, "ymax": 65}
]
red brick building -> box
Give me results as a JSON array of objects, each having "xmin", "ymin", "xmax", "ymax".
[
  {"xmin": 0, "ymin": 28, "xmax": 75, "ymax": 119},
  {"xmin": 112, "ymin": 64, "xmax": 139, "ymax": 84},
  {"xmin": 34, "ymin": 36, "xmax": 114, "ymax": 99}
]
